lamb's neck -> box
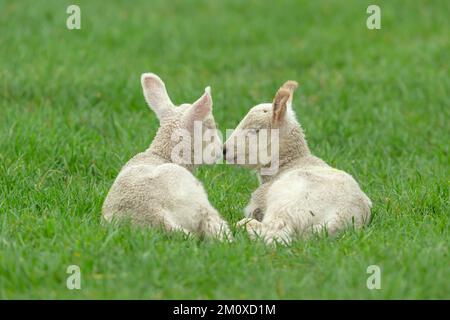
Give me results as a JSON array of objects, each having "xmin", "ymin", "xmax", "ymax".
[
  {"xmin": 124, "ymin": 146, "xmax": 167, "ymax": 168},
  {"xmin": 258, "ymin": 126, "xmax": 317, "ymax": 184},
  {"xmin": 133, "ymin": 121, "xmax": 195, "ymax": 171},
  {"xmin": 124, "ymin": 140, "xmax": 194, "ymax": 172},
  {"xmin": 258, "ymin": 154, "xmax": 305, "ymax": 184},
  {"xmin": 144, "ymin": 145, "xmax": 172, "ymax": 164},
  {"xmin": 144, "ymin": 144, "xmax": 195, "ymax": 172}
]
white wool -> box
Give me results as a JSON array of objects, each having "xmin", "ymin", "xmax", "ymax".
[
  {"xmin": 227, "ymin": 81, "xmax": 372, "ymax": 245},
  {"xmin": 102, "ymin": 73, "xmax": 231, "ymax": 241}
]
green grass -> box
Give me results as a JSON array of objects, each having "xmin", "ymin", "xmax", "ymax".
[{"xmin": 0, "ymin": 0, "xmax": 449, "ymax": 299}]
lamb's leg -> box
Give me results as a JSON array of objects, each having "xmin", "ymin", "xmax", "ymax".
[
  {"xmin": 237, "ymin": 217, "xmax": 264, "ymax": 240},
  {"xmin": 162, "ymin": 214, "xmax": 193, "ymax": 236},
  {"xmin": 258, "ymin": 207, "xmax": 318, "ymax": 245},
  {"xmin": 260, "ymin": 219, "xmax": 295, "ymax": 245},
  {"xmin": 244, "ymin": 184, "xmax": 269, "ymax": 221},
  {"xmin": 310, "ymin": 217, "xmax": 344, "ymax": 238},
  {"xmin": 200, "ymin": 208, "xmax": 233, "ymax": 241},
  {"xmin": 237, "ymin": 217, "xmax": 293, "ymax": 245}
]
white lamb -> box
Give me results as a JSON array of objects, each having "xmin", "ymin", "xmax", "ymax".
[
  {"xmin": 224, "ymin": 81, "xmax": 372, "ymax": 244},
  {"xmin": 102, "ymin": 73, "xmax": 231, "ymax": 240}
]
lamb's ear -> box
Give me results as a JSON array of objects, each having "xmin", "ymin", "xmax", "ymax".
[
  {"xmin": 280, "ymin": 80, "xmax": 298, "ymax": 107},
  {"xmin": 141, "ymin": 73, "xmax": 173, "ymax": 120},
  {"xmin": 272, "ymin": 80, "xmax": 298, "ymax": 126},
  {"xmin": 187, "ymin": 86, "xmax": 212, "ymax": 124}
]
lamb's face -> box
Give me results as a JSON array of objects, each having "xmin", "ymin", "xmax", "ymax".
[
  {"xmin": 223, "ymin": 103, "xmax": 274, "ymax": 168},
  {"xmin": 141, "ymin": 73, "xmax": 222, "ymax": 165},
  {"xmin": 224, "ymin": 81, "xmax": 299, "ymax": 170}
]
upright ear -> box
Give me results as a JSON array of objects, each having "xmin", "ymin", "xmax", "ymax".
[
  {"xmin": 141, "ymin": 73, "xmax": 174, "ymax": 120},
  {"xmin": 186, "ymin": 86, "xmax": 212, "ymax": 125},
  {"xmin": 272, "ymin": 80, "xmax": 298, "ymax": 126}
]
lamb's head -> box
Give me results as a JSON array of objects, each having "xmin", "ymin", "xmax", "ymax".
[
  {"xmin": 141, "ymin": 73, "xmax": 222, "ymax": 167},
  {"xmin": 224, "ymin": 80, "xmax": 307, "ymax": 174}
]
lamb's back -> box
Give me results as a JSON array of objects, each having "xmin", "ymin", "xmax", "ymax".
[
  {"xmin": 102, "ymin": 162, "xmax": 205, "ymax": 225},
  {"xmin": 266, "ymin": 166, "xmax": 371, "ymax": 225}
]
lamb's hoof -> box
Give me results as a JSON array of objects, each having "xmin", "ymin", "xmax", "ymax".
[
  {"xmin": 218, "ymin": 229, "xmax": 234, "ymax": 243},
  {"xmin": 237, "ymin": 218, "xmax": 263, "ymax": 240},
  {"xmin": 236, "ymin": 218, "xmax": 255, "ymax": 228}
]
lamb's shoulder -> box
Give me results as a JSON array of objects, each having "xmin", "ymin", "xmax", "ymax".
[
  {"xmin": 103, "ymin": 161, "xmax": 206, "ymax": 220},
  {"xmin": 123, "ymin": 151, "xmax": 166, "ymax": 168},
  {"xmin": 119, "ymin": 161, "xmax": 201, "ymax": 194}
]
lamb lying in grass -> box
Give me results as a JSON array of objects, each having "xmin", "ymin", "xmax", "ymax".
[
  {"xmin": 103, "ymin": 73, "xmax": 231, "ymax": 240},
  {"xmin": 224, "ymin": 81, "xmax": 372, "ymax": 244}
]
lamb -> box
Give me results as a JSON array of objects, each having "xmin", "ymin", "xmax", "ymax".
[
  {"xmin": 224, "ymin": 80, "xmax": 372, "ymax": 244},
  {"xmin": 102, "ymin": 73, "xmax": 231, "ymax": 240}
]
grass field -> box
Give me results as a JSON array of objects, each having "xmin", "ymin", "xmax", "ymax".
[{"xmin": 0, "ymin": 0, "xmax": 448, "ymax": 299}]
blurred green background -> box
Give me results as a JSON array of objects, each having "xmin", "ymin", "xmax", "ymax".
[{"xmin": 0, "ymin": 0, "xmax": 448, "ymax": 299}]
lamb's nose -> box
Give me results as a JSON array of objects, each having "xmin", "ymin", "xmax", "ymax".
[{"xmin": 222, "ymin": 146, "xmax": 227, "ymax": 158}]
